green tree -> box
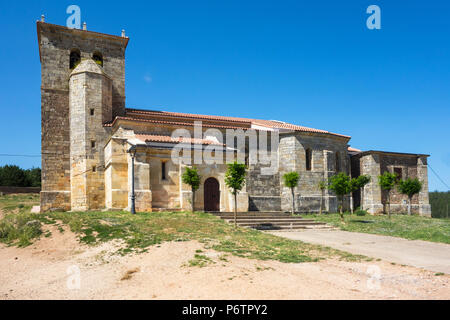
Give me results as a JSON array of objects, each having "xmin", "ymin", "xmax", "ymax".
[
  {"xmin": 0, "ymin": 165, "xmax": 27, "ymax": 187},
  {"xmin": 318, "ymin": 180, "xmax": 327, "ymax": 215},
  {"xmin": 352, "ymin": 175, "xmax": 371, "ymax": 213},
  {"xmin": 429, "ymin": 191, "xmax": 450, "ymax": 218},
  {"xmin": 24, "ymin": 167, "xmax": 41, "ymax": 187},
  {"xmin": 283, "ymin": 172, "xmax": 300, "ymax": 215},
  {"xmin": 224, "ymin": 161, "xmax": 247, "ymax": 228},
  {"xmin": 378, "ymin": 172, "xmax": 398, "ymax": 219},
  {"xmin": 328, "ymin": 172, "xmax": 353, "ymax": 222},
  {"xmin": 181, "ymin": 167, "xmax": 201, "ymax": 212},
  {"xmin": 398, "ymin": 178, "xmax": 422, "ymax": 216}
]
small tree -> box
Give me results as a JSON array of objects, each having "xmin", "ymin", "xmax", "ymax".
[
  {"xmin": 283, "ymin": 172, "xmax": 300, "ymax": 215},
  {"xmin": 352, "ymin": 175, "xmax": 371, "ymax": 212},
  {"xmin": 224, "ymin": 161, "xmax": 247, "ymax": 228},
  {"xmin": 24, "ymin": 167, "xmax": 42, "ymax": 187},
  {"xmin": 378, "ymin": 172, "xmax": 397, "ymax": 219},
  {"xmin": 398, "ymin": 178, "xmax": 422, "ymax": 216},
  {"xmin": 318, "ymin": 180, "xmax": 327, "ymax": 215},
  {"xmin": 181, "ymin": 167, "xmax": 200, "ymax": 212},
  {"xmin": 328, "ymin": 172, "xmax": 352, "ymax": 222}
]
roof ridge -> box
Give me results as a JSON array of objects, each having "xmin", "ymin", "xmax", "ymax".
[
  {"xmin": 126, "ymin": 108, "xmax": 252, "ymax": 124},
  {"xmin": 122, "ymin": 108, "xmax": 351, "ymax": 139}
]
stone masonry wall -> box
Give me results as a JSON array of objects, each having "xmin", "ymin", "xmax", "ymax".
[
  {"xmin": 278, "ymin": 132, "xmax": 350, "ymax": 213},
  {"xmin": 247, "ymin": 161, "xmax": 281, "ymax": 211},
  {"xmin": 357, "ymin": 152, "xmax": 431, "ymax": 216}
]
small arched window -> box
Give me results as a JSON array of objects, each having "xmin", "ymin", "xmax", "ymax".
[
  {"xmin": 335, "ymin": 152, "xmax": 341, "ymax": 172},
  {"xmin": 69, "ymin": 49, "xmax": 81, "ymax": 69},
  {"xmin": 305, "ymin": 148, "xmax": 312, "ymax": 171},
  {"xmin": 93, "ymin": 51, "xmax": 103, "ymax": 67}
]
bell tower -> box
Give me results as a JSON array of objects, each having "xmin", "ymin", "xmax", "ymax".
[{"xmin": 37, "ymin": 20, "xmax": 129, "ymax": 211}]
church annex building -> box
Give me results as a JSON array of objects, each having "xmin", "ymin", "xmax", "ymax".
[{"xmin": 37, "ymin": 21, "xmax": 431, "ymax": 216}]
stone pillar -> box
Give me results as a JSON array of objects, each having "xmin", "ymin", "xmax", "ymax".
[
  {"xmin": 323, "ymin": 150, "xmax": 337, "ymax": 212},
  {"xmin": 104, "ymin": 138, "xmax": 129, "ymax": 210},
  {"xmin": 127, "ymin": 150, "xmax": 152, "ymax": 212},
  {"xmin": 417, "ymin": 156, "xmax": 431, "ymax": 216},
  {"xmin": 179, "ymin": 163, "xmax": 194, "ymax": 211},
  {"xmin": 236, "ymin": 187, "xmax": 249, "ymax": 212},
  {"xmin": 278, "ymin": 135, "xmax": 299, "ymax": 212},
  {"xmin": 225, "ymin": 188, "xmax": 249, "ymax": 213},
  {"xmin": 361, "ymin": 154, "xmax": 383, "ymax": 214}
]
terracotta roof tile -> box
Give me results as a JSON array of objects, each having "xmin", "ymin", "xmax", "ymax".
[
  {"xmin": 348, "ymin": 147, "xmax": 362, "ymax": 152},
  {"xmin": 126, "ymin": 108, "xmax": 252, "ymax": 124},
  {"xmin": 104, "ymin": 116, "xmax": 249, "ymax": 130},
  {"xmin": 106, "ymin": 108, "xmax": 351, "ymax": 139},
  {"xmin": 135, "ymin": 133, "xmax": 224, "ymax": 146}
]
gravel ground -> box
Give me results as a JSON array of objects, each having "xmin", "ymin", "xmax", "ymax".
[
  {"xmin": 0, "ymin": 225, "xmax": 448, "ymax": 300},
  {"xmin": 270, "ymin": 229, "xmax": 450, "ymax": 274}
]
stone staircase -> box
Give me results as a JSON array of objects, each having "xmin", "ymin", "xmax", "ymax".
[
  {"xmin": 212, "ymin": 212, "xmax": 333, "ymax": 231},
  {"xmin": 151, "ymin": 207, "xmax": 183, "ymax": 212}
]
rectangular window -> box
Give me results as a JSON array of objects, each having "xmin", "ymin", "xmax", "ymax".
[
  {"xmin": 92, "ymin": 166, "xmax": 96, "ymax": 173},
  {"xmin": 90, "ymin": 109, "xmax": 95, "ymax": 116},
  {"xmin": 91, "ymin": 141, "xmax": 96, "ymax": 148},
  {"xmin": 394, "ymin": 167, "xmax": 402, "ymax": 181},
  {"xmin": 161, "ymin": 161, "xmax": 167, "ymax": 180},
  {"xmin": 335, "ymin": 152, "xmax": 341, "ymax": 172},
  {"xmin": 305, "ymin": 149, "xmax": 312, "ymax": 171}
]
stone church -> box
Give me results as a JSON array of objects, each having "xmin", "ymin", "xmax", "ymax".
[{"xmin": 37, "ymin": 20, "xmax": 431, "ymax": 216}]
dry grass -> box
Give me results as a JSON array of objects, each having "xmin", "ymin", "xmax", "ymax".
[{"xmin": 121, "ymin": 268, "xmax": 140, "ymax": 281}]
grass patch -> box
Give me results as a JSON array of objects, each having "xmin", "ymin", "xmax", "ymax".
[
  {"xmin": 308, "ymin": 213, "xmax": 450, "ymax": 244},
  {"xmin": 0, "ymin": 194, "xmax": 42, "ymax": 247},
  {"xmin": 0, "ymin": 194, "xmax": 40, "ymax": 214},
  {"xmin": 0, "ymin": 194, "xmax": 369, "ymax": 263},
  {"xmin": 188, "ymin": 254, "xmax": 214, "ymax": 267}
]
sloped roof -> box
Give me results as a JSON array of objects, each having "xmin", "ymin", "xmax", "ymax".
[
  {"xmin": 70, "ymin": 59, "xmax": 110, "ymax": 78},
  {"xmin": 135, "ymin": 133, "xmax": 224, "ymax": 146},
  {"xmin": 348, "ymin": 147, "xmax": 362, "ymax": 153},
  {"xmin": 109, "ymin": 108, "xmax": 351, "ymax": 139}
]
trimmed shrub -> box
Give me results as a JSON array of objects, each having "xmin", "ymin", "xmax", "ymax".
[{"xmin": 355, "ymin": 209, "xmax": 368, "ymax": 216}]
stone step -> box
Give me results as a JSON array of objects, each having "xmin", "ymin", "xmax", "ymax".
[
  {"xmin": 229, "ymin": 221, "xmax": 326, "ymax": 227},
  {"xmin": 211, "ymin": 212, "xmax": 292, "ymax": 217},
  {"xmin": 218, "ymin": 218, "xmax": 309, "ymax": 222},
  {"xmin": 151, "ymin": 208, "xmax": 183, "ymax": 212},
  {"xmin": 211, "ymin": 212, "xmax": 331, "ymax": 231},
  {"xmin": 243, "ymin": 224, "xmax": 333, "ymax": 231},
  {"xmin": 215, "ymin": 214, "xmax": 301, "ymax": 219},
  {"xmin": 222, "ymin": 218, "xmax": 318, "ymax": 223}
]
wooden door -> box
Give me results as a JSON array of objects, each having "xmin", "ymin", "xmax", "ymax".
[{"xmin": 204, "ymin": 178, "xmax": 220, "ymax": 211}]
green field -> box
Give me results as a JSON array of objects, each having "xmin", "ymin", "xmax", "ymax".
[{"xmin": 308, "ymin": 213, "xmax": 450, "ymax": 244}]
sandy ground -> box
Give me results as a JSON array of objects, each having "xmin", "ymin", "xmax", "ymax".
[
  {"xmin": 0, "ymin": 225, "xmax": 449, "ymax": 300},
  {"xmin": 270, "ymin": 230, "xmax": 450, "ymax": 274}
]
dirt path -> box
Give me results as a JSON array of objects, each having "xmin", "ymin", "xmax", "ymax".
[
  {"xmin": 0, "ymin": 226, "xmax": 448, "ymax": 300},
  {"xmin": 270, "ymin": 230, "xmax": 450, "ymax": 274}
]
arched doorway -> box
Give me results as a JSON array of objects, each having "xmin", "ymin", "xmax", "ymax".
[{"xmin": 204, "ymin": 177, "xmax": 220, "ymax": 211}]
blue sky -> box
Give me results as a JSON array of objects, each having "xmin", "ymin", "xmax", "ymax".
[{"xmin": 0, "ymin": 0, "xmax": 449, "ymax": 191}]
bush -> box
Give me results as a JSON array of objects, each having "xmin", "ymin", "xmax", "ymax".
[
  {"xmin": 24, "ymin": 167, "xmax": 41, "ymax": 187},
  {"xmin": 0, "ymin": 165, "xmax": 27, "ymax": 187},
  {"xmin": 0, "ymin": 165, "xmax": 41, "ymax": 187},
  {"xmin": 355, "ymin": 209, "xmax": 367, "ymax": 216},
  {"xmin": 0, "ymin": 213, "xmax": 43, "ymax": 247},
  {"xmin": 429, "ymin": 191, "xmax": 450, "ymax": 219}
]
